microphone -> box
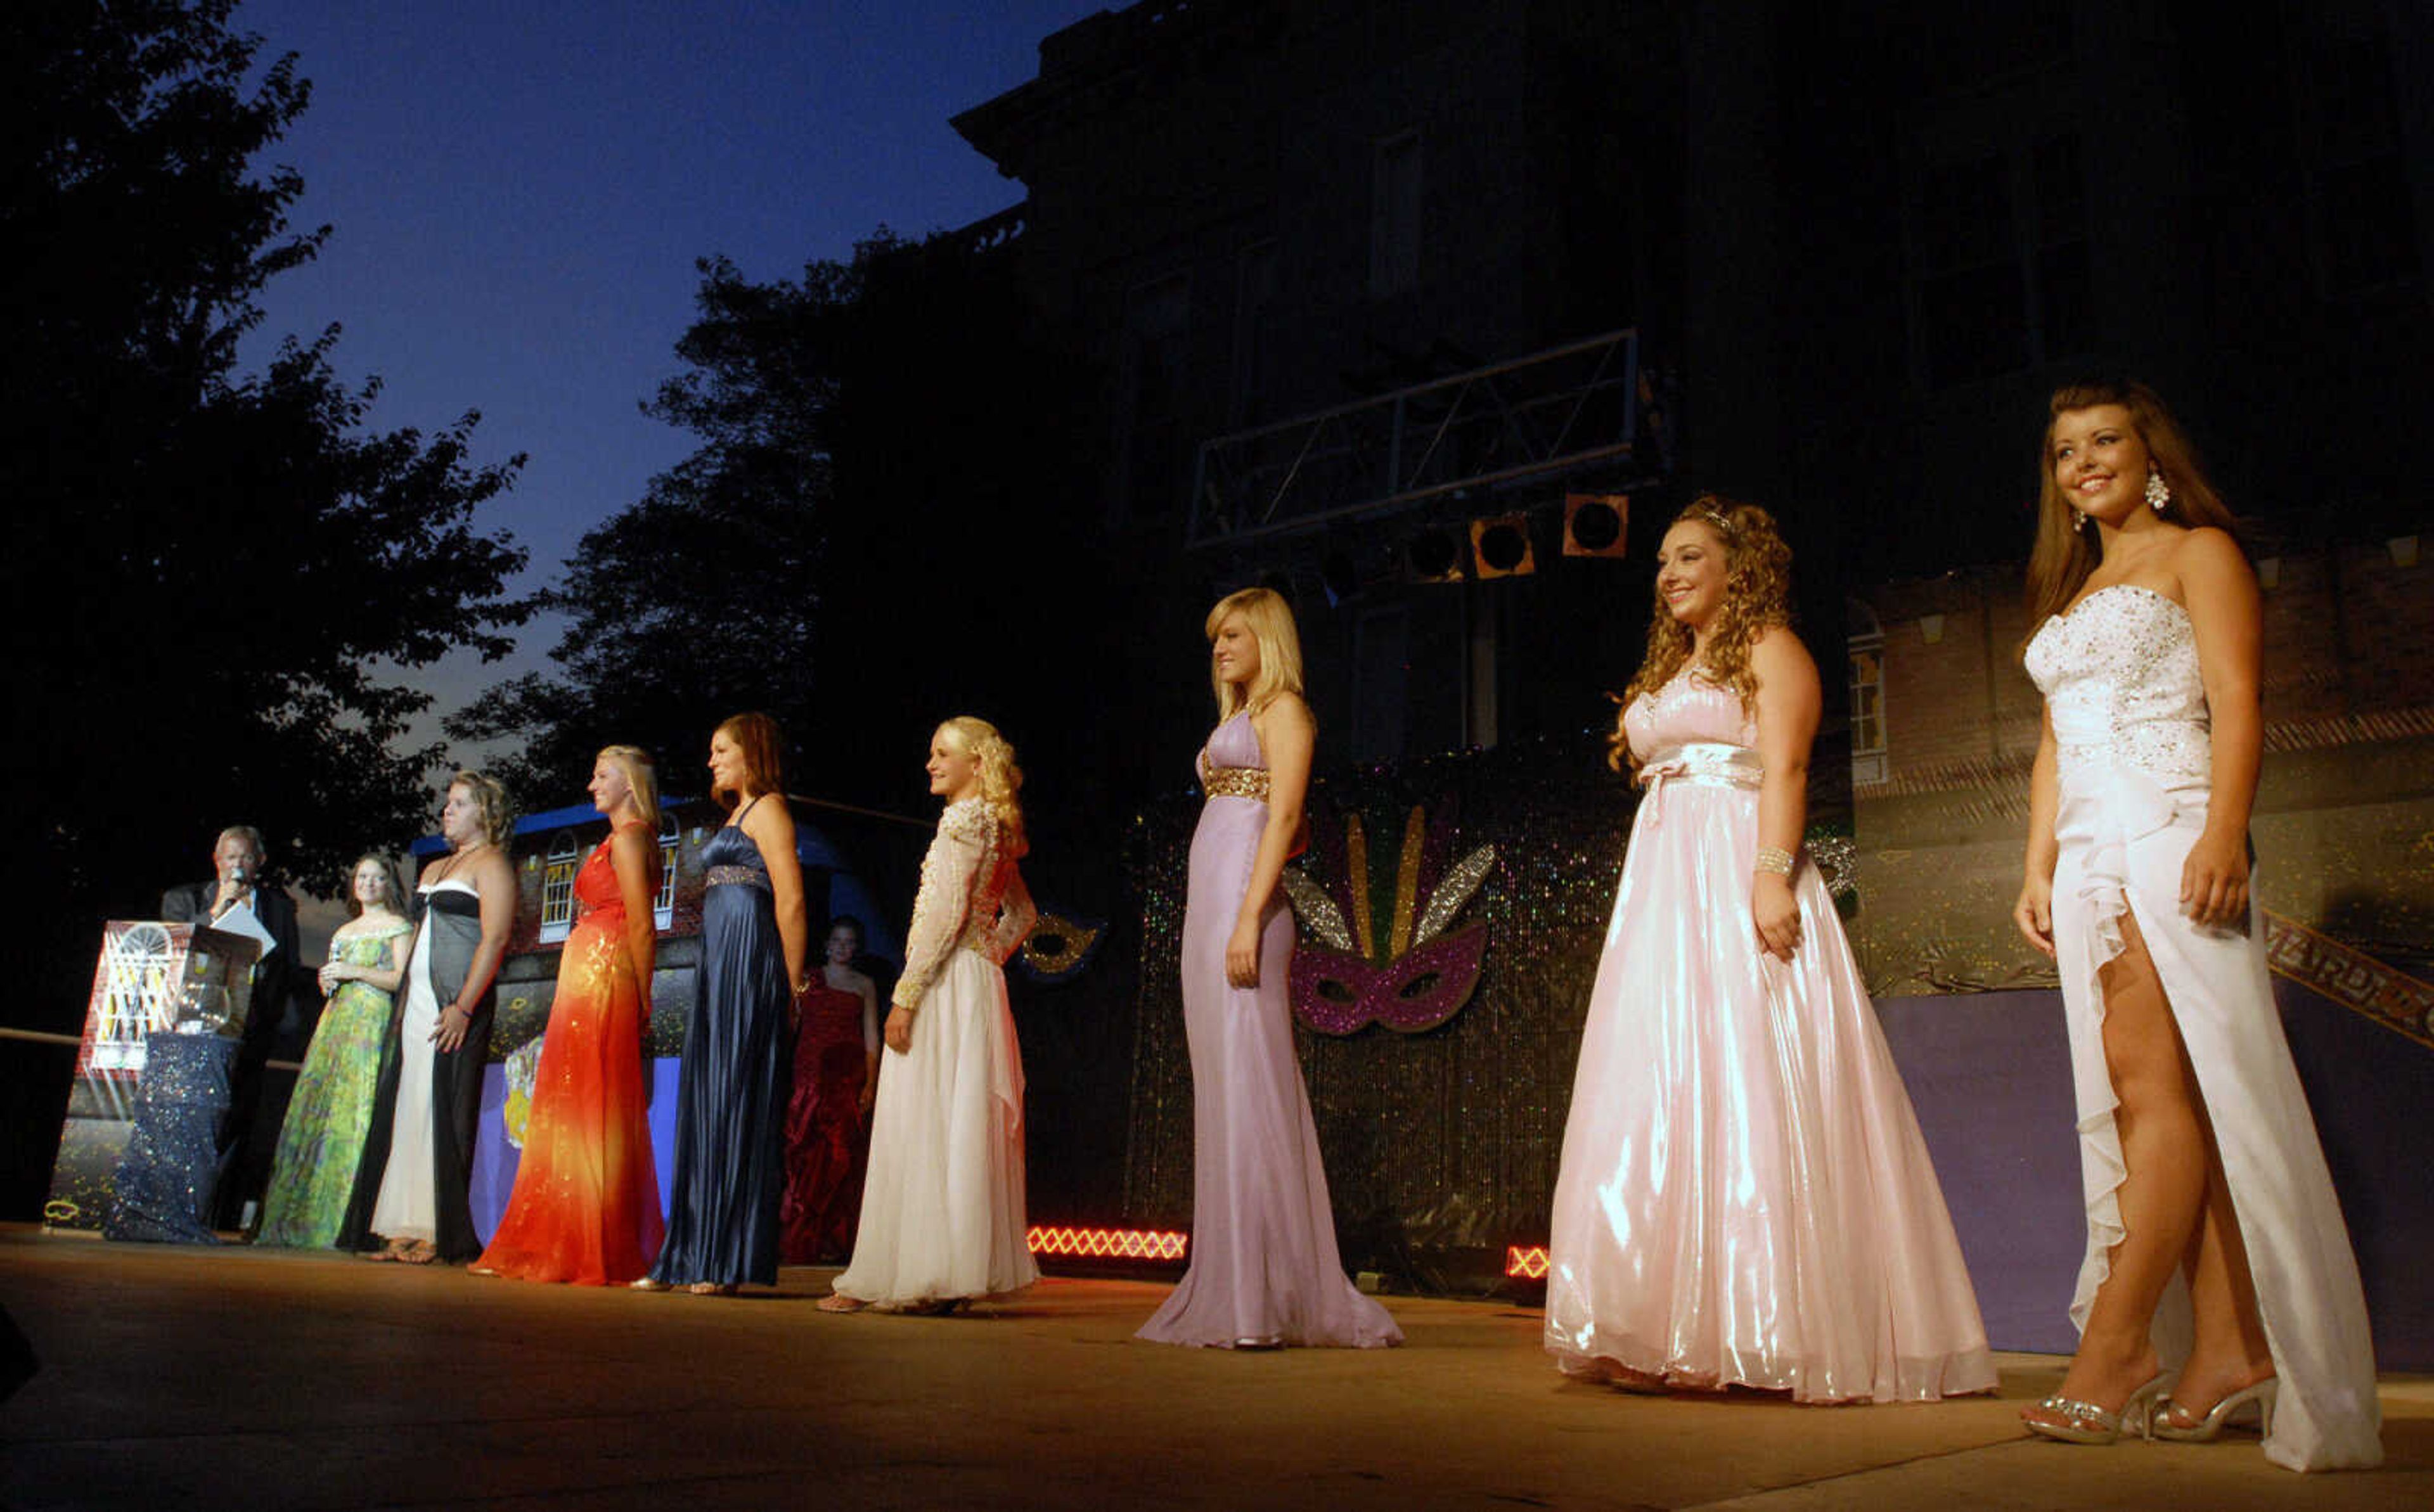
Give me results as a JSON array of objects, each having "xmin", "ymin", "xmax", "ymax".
[{"xmin": 214, "ymin": 862, "xmax": 252, "ymax": 919}]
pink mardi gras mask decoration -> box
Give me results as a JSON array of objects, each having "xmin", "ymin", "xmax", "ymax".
[{"xmin": 1284, "ymin": 802, "xmax": 1495, "ymax": 1035}]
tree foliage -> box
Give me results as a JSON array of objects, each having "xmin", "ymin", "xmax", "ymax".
[
  {"xmin": 447, "ymin": 249, "xmax": 851, "ymax": 801},
  {"xmin": 5, "ymin": 1, "xmax": 530, "ymax": 1015},
  {"xmin": 452, "ymin": 229, "xmax": 1102, "ymax": 827}
]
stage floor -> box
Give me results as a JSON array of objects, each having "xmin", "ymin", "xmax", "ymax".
[{"xmin": 1, "ymin": 1225, "xmax": 2426, "ymax": 1511}]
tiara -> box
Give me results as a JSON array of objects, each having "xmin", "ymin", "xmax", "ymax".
[{"xmin": 1696, "ymin": 504, "xmax": 1737, "ymax": 535}]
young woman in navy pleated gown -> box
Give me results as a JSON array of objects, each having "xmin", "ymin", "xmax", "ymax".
[{"xmin": 637, "ymin": 713, "xmax": 807, "ymax": 1295}]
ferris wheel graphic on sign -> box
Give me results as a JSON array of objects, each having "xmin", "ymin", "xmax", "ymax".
[{"xmin": 81, "ymin": 922, "xmax": 183, "ymax": 1078}]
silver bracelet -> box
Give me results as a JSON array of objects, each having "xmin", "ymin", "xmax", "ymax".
[{"xmin": 1754, "ymin": 845, "xmax": 1796, "ymax": 878}]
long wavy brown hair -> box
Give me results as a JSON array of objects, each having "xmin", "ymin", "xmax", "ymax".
[
  {"xmin": 1609, "ymin": 494, "xmax": 1794, "ymax": 771},
  {"xmin": 711, "ymin": 712, "xmax": 785, "ymax": 810},
  {"xmin": 2025, "ymin": 378, "xmax": 2239, "ymax": 632}
]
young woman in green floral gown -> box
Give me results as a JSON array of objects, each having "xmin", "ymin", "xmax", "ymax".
[{"xmin": 255, "ymin": 856, "xmax": 411, "ymax": 1247}]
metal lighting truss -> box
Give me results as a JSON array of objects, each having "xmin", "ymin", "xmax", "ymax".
[{"xmin": 1187, "ymin": 327, "xmax": 1648, "ymax": 549}]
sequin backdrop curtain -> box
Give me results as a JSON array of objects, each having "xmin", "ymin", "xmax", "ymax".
[{"xmin": 1121, "ymin": 731, "xmax": 1630, "ymax": 1278}]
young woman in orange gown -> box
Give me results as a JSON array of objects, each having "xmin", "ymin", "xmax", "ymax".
[{"xmin": 472, "ymin": 746, "xmax": 667, "ymax": 1285}]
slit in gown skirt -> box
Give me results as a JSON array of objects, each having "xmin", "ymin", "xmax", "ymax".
[{"xmin": 2026, "ymin": 585, "xmax": 2379, "ymax": 1470}]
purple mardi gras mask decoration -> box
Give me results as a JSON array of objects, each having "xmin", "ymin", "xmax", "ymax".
[{"xmin": 1284, "ymin": 802, "xmax": 1495, "ymax": 1035}]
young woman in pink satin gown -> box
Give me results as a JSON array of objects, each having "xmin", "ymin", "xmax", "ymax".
[
  {"xmin": 1545, "ymin": 497, "xmax": 1994, "ymax": 1402},
  {"xmin": 1137, "ymin": 587, "xmax": 1401, "ymax": 1350}
]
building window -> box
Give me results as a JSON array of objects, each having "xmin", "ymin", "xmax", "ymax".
[
  {"xmin": 654, "ymin": 812, "xmax": 679, "ymax": 932},
  {"xmin": 1905, "ymin": 132, "xmax": 2089, "ymax": 388},
  {"xmin": 1848, "ymin": 602, "xmax": 1886, "ymax": 788},
  {"xmin": 1370, "ymin": 131, "xmax": 1422, "ymax": 297},
  {"xmin": 2027, "ymin": 134, "xmax": 2092, "ymax": 359},
  {"xmin": 538, "ymin": 833, "xmax": 579, "ymax": 944},
  {"xmin": 1117, "ymin": 272, "xmax": 1192, "ymax": 519},
  {"xmin": 2294, "ymin": 9, "xmax": 2419, "ymax": 295},
  {"xmin": 1229, "ymin": 240, "xmax": 1278, "ymax": 427},
  {"xmin": 1916, "ymin": 1, "xmax": 2071, "ymax": 93}
]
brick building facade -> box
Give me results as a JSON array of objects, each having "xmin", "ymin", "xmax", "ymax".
[{"xmin": 1848, "ymin": 534, "xmax": 2434, "ymax": 998}]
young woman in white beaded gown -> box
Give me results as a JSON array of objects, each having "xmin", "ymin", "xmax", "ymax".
[{"xmin": 2012, "ymin": 380, "xmax": 2378, "ymax": 1468}]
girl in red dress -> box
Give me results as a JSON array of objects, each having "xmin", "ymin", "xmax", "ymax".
[{"xmin": 780, "ymin": 916, "xmax": 882, "ymax": 1263}]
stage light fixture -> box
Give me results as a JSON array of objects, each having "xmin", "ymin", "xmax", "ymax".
[
  {"xmin": 1562, "ymin": 492, "xmax": 1628, "ymax": 557},
  {"xmin": 1469, "ymin": 515, "xmax": 1536, "ymax": 579},
  {"xmin": 1405, "ymin": 527, "xmax": 1465, "ymax": 583}
]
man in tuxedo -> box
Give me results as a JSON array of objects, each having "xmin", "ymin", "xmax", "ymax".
[{"xmin": 162, "ymin": 824, "xmax": 304, "ymax": 1231}]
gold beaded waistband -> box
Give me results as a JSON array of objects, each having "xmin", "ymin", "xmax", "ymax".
[
  {"xmin": 1203, "ymin": 766, "xmax": 1271, "ymax": 802},
  {"xmin": 705, "ymin": 864, "xmax": 770, "ymax": 891}
]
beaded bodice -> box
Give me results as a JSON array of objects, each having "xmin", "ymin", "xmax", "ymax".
[
  {"xmin": 1197, "ymin": 711, "xmax": 1270, "ymax": 802},
  {"xmin": 1625, "ymin": 669, "xmax": 1760, "ymax": 765},
  {"xmin": 928, "ymin": 798, "xmax": 1015, "ymax": 947},
  {"xmin": 891, "ymin": 796, "xmax": 1035, "ymax": 1009},
  {"xmin": 702, "ymin": 821, "xmax": 771, "ymax": 892},
  {"xmin": 2025, "ymin": 584, "xmax": 2210, "ymax": 785}
]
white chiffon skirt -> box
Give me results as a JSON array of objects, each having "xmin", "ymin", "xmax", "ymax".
[
  {"xmin": 834, "ymin": 949, "xmax": 1037, "ymax": 1305},
  {"xmin": 368, "ymin": 929, "xmax": 441, "ymax": 1241},
  {"xmin": 2051, "ymin": 762, "xmax": 2380, "ymax": 1470}
]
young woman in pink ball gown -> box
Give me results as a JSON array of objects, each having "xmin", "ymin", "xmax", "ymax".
[
  {"xmin": 1137, "ymin": 587, "xmax": 1401, "ymax": 1350},
  {"xmin": 1545, "ymin": 496, "xmax": 1993, "ymax": 1402}
]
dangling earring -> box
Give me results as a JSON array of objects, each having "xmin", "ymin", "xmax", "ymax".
[
  {"xmin": 2145, "ymin": 464, "xmax": 2171, "ymax": 513},
  {"xmin": 2071, "ymin": 505, "xmax": 2088, "ymax": 531}
]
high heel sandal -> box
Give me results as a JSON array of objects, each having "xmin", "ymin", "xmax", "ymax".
[
  {"xmin": 2023, "ymin": 1371, "xmax": 2172, "ymax": 1445},
  {"xmin": 2154, "ymin": 1378, "xmax": 2277, "ymax": 1442}
]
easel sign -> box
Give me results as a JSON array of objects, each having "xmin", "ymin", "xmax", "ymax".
[{"xmin": 44, "ymin": 922, "xmax": 258, "ymax": 1230}]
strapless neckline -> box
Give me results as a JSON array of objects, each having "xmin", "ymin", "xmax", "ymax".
[{"xmin": 2048, "ymin": 580, "xmax": 2188, "ymax": 627}]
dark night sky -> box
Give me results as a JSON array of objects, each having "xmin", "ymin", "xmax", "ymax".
[{"xmin": 231, "ymin": 0, "xmax": 1100, "ymax": 747}]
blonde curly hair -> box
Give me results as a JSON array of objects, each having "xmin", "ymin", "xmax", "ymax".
[
  {"xmin": 1609, "ymin": 494, "xmax": 1794, "ymax": 771},
  {"xmin": 937, "ymin": 715, "xmax": 1029, "ymax": 859}
]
